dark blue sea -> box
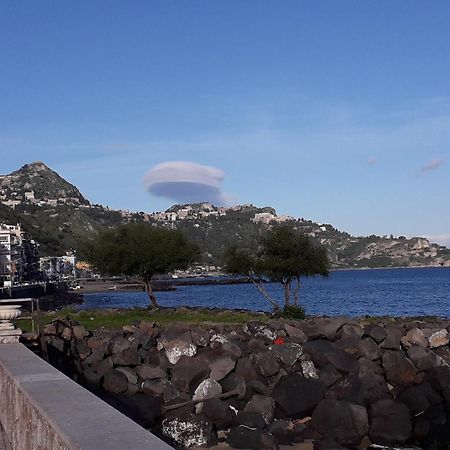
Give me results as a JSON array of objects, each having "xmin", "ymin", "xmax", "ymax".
[{"xmin": 79, "ymin": 267, "xmax": 450, "ymax": 317}]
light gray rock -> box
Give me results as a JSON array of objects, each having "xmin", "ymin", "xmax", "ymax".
[
  {"xmin": 401, "ymin": 327, "xmax": 428, "ymax": 349},
  {"xmin": 428, "ymin": 329, "xmax": 449, "ymax": 348},
  {"xmin": 301, "ymin": 360, "xmax": 319, "ymax": 379}
]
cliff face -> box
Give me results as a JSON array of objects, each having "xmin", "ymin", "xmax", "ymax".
[{"xmin": 0, "ymin": 161, "xmax": 449, "ymax": 267}]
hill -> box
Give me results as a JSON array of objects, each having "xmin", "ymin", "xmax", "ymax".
[{"xmin": 1, "ymin": 162, "xmax": 449, "ymax": 268}]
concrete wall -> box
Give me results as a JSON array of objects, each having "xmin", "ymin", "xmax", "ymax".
[{"xmin": 0, "ymin": 344, "xmax": 173, "ymax": 450}]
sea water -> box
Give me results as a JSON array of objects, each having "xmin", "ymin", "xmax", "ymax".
[{"xmin": 79, "ymin": 267, "xmax": 450, "ymax": 317}]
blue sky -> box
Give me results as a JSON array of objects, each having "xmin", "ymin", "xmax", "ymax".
[{"xmin": 1, "ymin": 1, "xmax": 450, "ymax": 245}]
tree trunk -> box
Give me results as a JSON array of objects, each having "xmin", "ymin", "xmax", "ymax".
[
  {"xmin": 142, "ymin": 278, "xmax": 158, "ymax": 308},
  {"xmin": 284, "ymin": 281, "xmax": 291, "ymax": 309}
]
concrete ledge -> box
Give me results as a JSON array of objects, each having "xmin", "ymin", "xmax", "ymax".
[{"xmin": 0, "ymin": 344, "xmax": 173, "ymax": 450}]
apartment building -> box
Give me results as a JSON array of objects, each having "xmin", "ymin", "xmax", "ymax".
[{"xmin": 0, "ymin": 224, "xmax": 39, "ymax": 287}]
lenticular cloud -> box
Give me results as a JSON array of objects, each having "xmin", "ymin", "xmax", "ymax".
[{"xmin": 143, "ymin": 161, "xmax": 232, "ymax": 206}]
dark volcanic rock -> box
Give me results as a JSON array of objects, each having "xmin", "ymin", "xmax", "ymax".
[
  {"xmin": 369, "ymin": 399, "xmax": 412, "ymax": 445},
  {"xmin": 381, "ymin": 326, "xmax": 405, "ymax": 350},
  {"xmin": 359, "ymin": 338, "xmax": 382, "ymax": 360},
  {"xmin": 202, "ymin": 398, "xmax": 233, "ymax": 429},
  {"xmin": 227, "ymin": 426, "xmax": 278, "ymax": 450},
  {"xmin": 398, "ymin": 382, "xmax": 442, "ymax": 415},
  {"xmin": 312, "ymin": 399, "xmax": 368, "ymax": 446},
  {"xmin": 407, "ymin": 346, "xmax": 443, "ymax": 371},
  {"xmin": 303, "ymin": 340, "xmax": 358, "ymax": 374},
  {"xmin": 270, "ymin": 343, "xmax": 303, "ymax": 367},
  {"xmin": 273, "ymin": 373, "xmax": 326, "ymax": 418},
  {"xmin": 209, "ymin": 355, "xmax": 236, "ymax": 381},
  {"xmin": 319, "ymin": 364, "xmax": 342, "ymax": 388},
  {"xmin": 364, "ymin": 324, "xmax": 386, "ymax": 344},
  {"xmin": 171, "ymin": 355, "xmax": 210, "ymax": 393},
  {"xmin": 244, "ymin": 394, "xmax": 275, "ymax": 425},
  {"xmin": 284, "ymin": 324, "xmax": 307, "ymax": 342},
  {"xmin": 302, "ymin": 317, "xmax": 350, "ymax": 340},
  {"xmin": 111, "ymin": 349, "xmax": 140, "ymax": 366},
  {"xmin": 337, "ymin": 324, "xmax": 364, "ymax": 340},
  {"xmin": 235, "ymin": 411, "xmax": 266, "ymax": 429},
  {"xmin": 103, "ymin": 369, "xmax": 128, "ymax": 394},
  {"xmin": 382, "ymin": 351, "xmax": 418, "ymax": 387},
  {"xmin": 136, "ymin": 364, "xmax": 167, "ymax": 380},
  {"xmin": 253, "ymin": 351, "xmax": 280, "ymax": 377}
]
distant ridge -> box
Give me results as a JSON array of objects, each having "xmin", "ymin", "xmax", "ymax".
[{"xmin": 0, "ymin": 161, "xmax": 449, "ymax": 268}]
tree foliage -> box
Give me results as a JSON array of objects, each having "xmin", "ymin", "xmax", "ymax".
[
  {"xmin": 83, "ymin": 223, "xmax": 199, "ymax": 307},
  {"xmin": 224, "ymin": 225, "xmax": 330, "ymax": 312}
]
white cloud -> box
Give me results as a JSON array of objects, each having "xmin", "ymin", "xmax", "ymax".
[{"xmin": 143, "ymin": 161, "xmax": 233, "ymax": 206}]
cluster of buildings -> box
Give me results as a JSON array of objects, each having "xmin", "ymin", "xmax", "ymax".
[
  {"xmin": 0, "ymin": 223, "xmax": 84, "ymax": 288},
  {"xmin": 0, "ymin": 224, "xmax": 39, "ymax": 287},
  {"xmin": 0, "ymin": 191, "xmax": 85, "ymax": 209},
  {"xmin": 149, "ymin": 203, "xmax": 227, "ymax": 222}
]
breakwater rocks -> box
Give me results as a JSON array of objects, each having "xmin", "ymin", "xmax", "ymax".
[{"xmin": 42, "ymin": 315, "xmax": 450, "ymax": 449}]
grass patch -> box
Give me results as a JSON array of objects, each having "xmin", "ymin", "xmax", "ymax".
[{"xmin": 16, "ymin": 307, "xmax": 268, "ymax": 332}]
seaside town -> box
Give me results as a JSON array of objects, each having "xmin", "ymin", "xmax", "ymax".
[{"xmin": 1, "ymin": 3, "xmax": 450, "ymax": 450}]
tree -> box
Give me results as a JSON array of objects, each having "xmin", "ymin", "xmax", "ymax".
[
  {"xmin": 83, "ymin": 223, "xmax": 200, "ymax": 308},
  {"xmin": 224, "ymin": 225, "xmax": 329, "ymax": 312}
]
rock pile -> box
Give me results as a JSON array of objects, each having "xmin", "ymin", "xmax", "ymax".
[{"xmin": 43, "ymin": 315, "xmax": 450, "ymax": 449}]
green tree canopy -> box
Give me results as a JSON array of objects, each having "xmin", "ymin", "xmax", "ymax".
[
  {"xmin": 83, "ymin": 223, "xmax": 199, "ymax": 307},
  {"xmin": 224, "ymin": 225, "xmax": 329, "ymax": 312}
]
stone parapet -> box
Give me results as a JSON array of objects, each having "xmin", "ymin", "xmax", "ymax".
[{"xmin": 0, "ymin": 344, "xmax": 173, "ymax": 450}]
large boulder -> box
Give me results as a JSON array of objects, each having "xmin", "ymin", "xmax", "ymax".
[
  {"xmin": 407, "ymin": 346, "xmax": 443, "ymax": 371},
  {"xmin": 312, "ymin": 399, "xmax": 368, "ymax": 446},
  {"xmin": 227, "ymin": 426, "xmax": 278, "ymax": 450},
  {"xmin": 398, "ymin": 382, "xmax": 442, "ymax": 415},
  {"xmin": 245, "ymin": 394, "xmax": 275, "ymax": 425},
  {"xmin": 302, "ymin": 317, "xmax": 350, "ymax": 340},
  {"xmin": 158, "ymin": 325, "xmax": 197, "ymax": 365},
  {"xmin": 428, "ymin": 329, "xmax": 449, "ymax": 348},
  {"xmin": 284, "ymin": 324, "xmax": 307, "ymax": 343},
  {"xmin": 111, "ymin": 349, "xmax": 140, "ymax": 366},
  {"xmin": 401, "ymin": 327, "xmax": 428, "ymax": 349},
  {"xmin": 369, "ymin": 399, "xmax": 412, "ymax": 445},
  {"xmin": 364, "ymin": 324, "xmax": 386, "ymax": 344},
  {"xmin": 193, "ymin": 378, "xmax": 222, "ymax": 412},
  {"xmin": 382, "ymin": 351, "xmax": 418, "ymax": 387},
  {"xmin": 171, "ymin": 355, "xmax": 210, "ymax": 393},
  {"xmin": 162, "ymin": 414, "xmax": 217, "ymax": 448},
  {"xmin": 202, "ymin": 398, "xmax": 233, "ymax": 429},
  {"xmin": 103, "ymin": 369, "xmax": 128, "ymax": 394},
  {"xmin": 270, "ymin": 343, "xmax": 303, "ymax": 367},
  {"xmin": 380, "ymin": 326, "xmax": 405, "ymax": 350},
  {"xmin": 209, "ymin": 355, "xmax": 236, "ymax": 381},
  {"xmin": 303, "ymin": 340, "xmax": 358, "ymax": 374},
  {"xmin": 136, "ymin": 364, "xmax": 167, "ymax": 380},
  {"xmin": 273, "ymin": 373, "xmax": 326, "ymax": 419},
  {"xmin": 253, "ymin": 351, "xmax": 280, "ymax": 378}
]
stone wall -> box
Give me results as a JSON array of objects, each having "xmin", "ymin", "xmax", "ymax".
[
  {"xmin": 0, "ymin": 343, "xmax": 172, "ymax": 450},
  {"xmin": 43, "ymin": 315, "xmax": 450, "ymax": 449}
]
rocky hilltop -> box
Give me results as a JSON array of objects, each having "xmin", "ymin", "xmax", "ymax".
[{"xmin": 0, "ymin": 161, "xmax": 449, "ymax": 268}]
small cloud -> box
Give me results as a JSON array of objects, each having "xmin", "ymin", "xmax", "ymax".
[
  {"xmin": 368, "ymin": 156, "xmax": 376, "ymax": 166},
  {"xmin": 419, "ymin": 158, "xmax": 445, "ymax": 174},
  {"xmin": 143, "ymin": 161, "xmax": 233, "ymax": 206}
]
